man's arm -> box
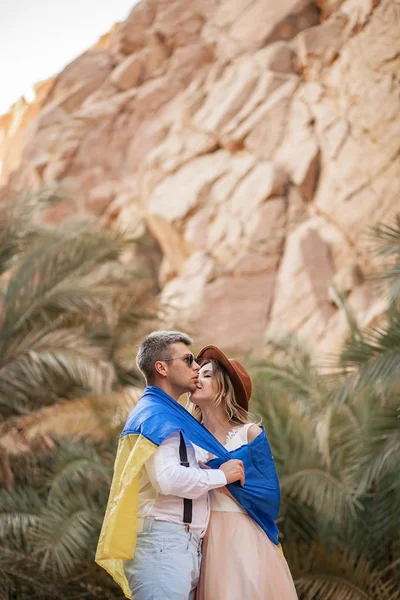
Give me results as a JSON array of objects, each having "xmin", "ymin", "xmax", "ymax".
[
  {"xmin": 145, "ymin": 433, "xmax": 244, "ymax": 499},
  {"xmin": 145, "ymin": 433, "xmax": 226, "ymax": 499}
]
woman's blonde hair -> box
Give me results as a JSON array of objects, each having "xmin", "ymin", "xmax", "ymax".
[{"xmin": 192, "ymin": 359, "xmax": 258, "ymax": 425}]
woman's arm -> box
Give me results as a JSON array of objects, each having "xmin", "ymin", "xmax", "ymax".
[{"xmin": 247, "ymin": 424, "xmax": 262, "ymax": 442}]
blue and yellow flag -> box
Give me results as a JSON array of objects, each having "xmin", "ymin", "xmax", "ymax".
[{"xmin": 95, "ymin": 386, "xmax": 280, "ymax": 598}]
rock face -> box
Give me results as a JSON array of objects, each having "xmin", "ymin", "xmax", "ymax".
[{"xmin": 1, "ymin": 0, "xmax": 399, "ymax": 355}]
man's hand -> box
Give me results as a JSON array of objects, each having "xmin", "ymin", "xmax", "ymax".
[
  {"xmin": 219, "ymin": 459, "xmax": 245, "ymax": 486},
  {"xmin": 198, "ymin": 461, "xmax": 210, "ymax": 470}
]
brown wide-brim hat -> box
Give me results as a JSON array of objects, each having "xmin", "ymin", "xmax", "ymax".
[{"xmin": 196, "ymin": 345, "xmax": 252, "ymax": 410}]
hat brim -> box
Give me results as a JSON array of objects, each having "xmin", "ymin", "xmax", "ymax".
[{"xmin": 196, "ymin": 345, "xmax": 249, "ymax": 410}]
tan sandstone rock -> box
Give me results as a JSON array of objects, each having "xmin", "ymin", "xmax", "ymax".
[
  {"xmin": 110, "ymin": 54, "xmax": 143, "ymax": 90},
  {"xmin": 0, "ymin": 0, "xmax": 398, "ymax": 358}
]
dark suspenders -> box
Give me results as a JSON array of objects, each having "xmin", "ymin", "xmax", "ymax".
[{"xmin": 179, "ymin": 432, "xmax": 193, "ymax": 526}]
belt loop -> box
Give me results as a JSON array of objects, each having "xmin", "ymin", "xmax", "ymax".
[
  {"xmin": 138, "ymin": 518, "xmax": 152, "ymax": 533},
  {"xmin": 136, "ymin": 517, "xmax": 144, "ymax": 533}
]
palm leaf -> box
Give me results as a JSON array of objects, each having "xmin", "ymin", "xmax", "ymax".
[
  {"xmin": 329, "ymin": 319, "xmax": 400, "ymax": 400},
  {"xmin": 46, "ymin": 442, "xmax": 111, "ymax": 504},
  {"xmin": 0, "ymin": 389, "xmax": 140, "ymax": 458},
  {"xmin": 0, "ymin": 547, "xmax": 69, "ymax": 600},
  {"xmin": 0, "ymin": 328, "xmax": 115, "ymax": 416},
  {"xmin": 353, "ymin": 404, "xmax": 400, "ymax": 495},
  {"xmin": 0, "ymin": 488, "xmax": 42, "ymax": 549},
  {"xmin": 33, "ymin": 493, "xmax": 99, "ymax": 577},
  {"xmin": 367, "ymin": 218, "xmax": 400, "ymax": 304},
  {"xmin": 278, "ymin": 494, "xmax": 319, "ymax": 546},
  {"xmin": 253, "ymin": 383, "xmax": 360, "ymax": 524},
  {"xmin": 2, "ymin": 225, "xmax": 130, "ymax": 335},
  {"xmin": 281, "ymin": 466, "xmax": 359, "ymax": 524},
  {"xmin": 368, "ymin": 219, "xmax": 400, "ymax": 258},
  {"xmin": 250, "ymin": 338, "xmax": 328, "ymax": 413},
  {"xmin": 0, "ymin": 188, "xmax": 66, "ymax": 277},
  {"xmin": 330, "ymin": 286, "xmax": 364, "ymax": 344},
  {"xmin": 287, "ymin": 543, "xmax": 400, "ymax": 600}
]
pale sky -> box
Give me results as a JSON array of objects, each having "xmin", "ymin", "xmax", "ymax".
[{"xmin": 0, "ymin": 0, "xmax": 140, "ymax": 114}]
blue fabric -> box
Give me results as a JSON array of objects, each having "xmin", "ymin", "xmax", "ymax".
[{"xmin": 121, "ymin": 386, "xmax": 280, "ymax": 545}]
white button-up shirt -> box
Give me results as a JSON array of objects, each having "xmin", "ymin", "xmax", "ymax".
[{"xmin": 137, "ymin": 431, "xmax": 227, "ymax": 536}]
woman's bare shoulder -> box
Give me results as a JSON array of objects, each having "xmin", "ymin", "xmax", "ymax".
[{"xmin": 247, "ymin": 423, "xmax": 262, "ymax": 442}]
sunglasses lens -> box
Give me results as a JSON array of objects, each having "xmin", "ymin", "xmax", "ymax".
[{"xmin": 186, "ymin": 354, "xmax": 194, "ymax": 366}]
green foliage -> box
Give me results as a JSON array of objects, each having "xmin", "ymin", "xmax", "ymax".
[
  {"xmin": 0, "ymin": 189, "xmax": 150, "ymax": 598},
  {"xmin": 0, "ymin": 191, "xmax": 149, "ymax": 420},
  {"xmin": 249, "ymin": 215, "xmax": 400, "ymax": 598},
  {"xmin": 251, "ymin": 336, "xmax": 400, "ymax": 597},
  {"xmin": 0, "ymin": 439, "xmax": 121, "ymax": 598},
  {"xmin": 1, "ymin": 191, "xmax": 400, "ymax": 599},
  {"xmin": 0, "ymin": 188, "xmax": 63, "ymax": 278}
]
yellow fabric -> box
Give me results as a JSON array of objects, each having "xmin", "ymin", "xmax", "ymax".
[{"xmin": 95, "ymin": 433, "xmax": 158, "ymax": 599}]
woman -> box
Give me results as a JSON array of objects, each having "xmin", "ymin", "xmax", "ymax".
[{"xmin": 190, "ymin": 344, "xmax": 298, "ymax": 600}]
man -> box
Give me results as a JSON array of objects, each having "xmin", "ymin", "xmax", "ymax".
[{"xmin": 96, "ymin": 331, "xmax": 244, "ymax": 600}]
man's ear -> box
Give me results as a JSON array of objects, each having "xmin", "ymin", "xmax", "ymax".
[{"xmin": 154, "ymin": 360, "xmax": 167, "ymax": 378}]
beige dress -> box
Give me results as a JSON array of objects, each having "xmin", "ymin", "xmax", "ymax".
[{"xmin": 196, "ymin": 424, "xmax": 298, "ymax": 600}]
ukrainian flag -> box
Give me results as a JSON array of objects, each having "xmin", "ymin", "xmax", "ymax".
[{"xmin": 95, "ymin": 386, "xmax": 280, "ymax": 598}]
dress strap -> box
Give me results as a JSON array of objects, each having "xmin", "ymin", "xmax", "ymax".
[
  {"xmin": 226, "ymin": 423, "xmax": 253, "ymax": 445},
  {"xmin": 239, "ymin": 423, "xmax": 253, "ymax": 443}
]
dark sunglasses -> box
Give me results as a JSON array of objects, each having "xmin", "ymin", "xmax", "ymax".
[{"xmin": 161, "ymin": 353, "xmax": 196, "ymax": 367}]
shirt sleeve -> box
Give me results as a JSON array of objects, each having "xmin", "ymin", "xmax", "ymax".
[{"xmin": 145, "ymin": 433, "xmax": 227, "ymax": 499}]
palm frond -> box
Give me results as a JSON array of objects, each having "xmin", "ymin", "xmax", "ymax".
[
  {"xmin": 0, "ymin": 390, "xmax": 140, "ymax": 454},
  {"xmin": 357, "ymin": 486, "xmax": 400, "ymax": 558},
  {"xmin": 353, "ymin": 404, "xmax": 400, "ymax": 495},
  {"xmin": 0, "ymin": 546, "xmax": 79, "ymax": 600},
  {"xmin": 46, "ymin": 442, "xmax": 111, "ymax": 504},
  {"xmin": 2, "ymin": 225, "xmax": 130, "ymax": 335},
  {"xmin": 281, "ymin": 466, "xmax": 359, "ymax": 524},
  {"xmin": 33, "ymin": 493, "xmax": 99, "ymax": 577},
  {"xmin": 315, "ymin": 402, "xmax": 365, "ymax": 471},
  {"xmin": 0, "ymin": 328, "xmax": 115, "ymax": 416},
  {"xmin": 368, "ymin": 218, "xmax": 400, "ymax": 258},
  {"xmin": 0, "ymin": 188, "xmax": 66, "ymax": 277},
  {"xmin": 0, "ymin": 557, "xmax": 63, "ymax": 600},
  {"xmin": 251, "ymin": 363, "xmax": 323, "ymax": 405},
  {"xmin": 367, "ymin": 218, "xmax": 400, "ymax": 305},
  {"xmin": 253, "ymin": 386, "xmax": 360, "ymax": 524},
  {"xmin": 0, "ymin": 190, "xmax": 149, "ymax": 598},
  {"xmin": 250, "ymin": 338, "xmax": 328, "ymax": 413},
  {"xmin": 288, "ymin": 542, "xmax": 400, "ymax": 600},
  {"xmin": 0, "ymin": 488, "xmax": 42, "ymax": 549},
  {"xmin": 330, "ymin": 286, "xmax": 364, "ymax": 344},
  {"xmin": 331, "ymin": 318, "xmax": 400, "ymax": 399},
  {"xmin": 278, "ymin": 494, "xmax": 319, "ymax": 546}
]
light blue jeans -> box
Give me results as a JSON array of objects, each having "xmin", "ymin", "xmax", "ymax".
[{"xmin": 124, "ymin": 518, "xmax": 202, "ymax": 600}]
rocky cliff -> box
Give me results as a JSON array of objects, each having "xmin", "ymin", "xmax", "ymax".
[{"xmin": 1, "ymin": 0, "xmax": 399, "ymax": 354}]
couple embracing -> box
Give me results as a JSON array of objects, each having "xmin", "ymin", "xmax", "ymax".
[{"xmin": 96, "ymin": 331, "xmax": 298, "ymax": 599}]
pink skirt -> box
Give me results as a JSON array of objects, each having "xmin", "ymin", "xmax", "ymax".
[{"xmin": 196, "ymin": 511, "xmax": 298, "ymax": 600}]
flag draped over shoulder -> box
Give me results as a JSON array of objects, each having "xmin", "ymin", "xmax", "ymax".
[{"xmin": 95, "ymin": 385, "xmax": 280, "ymax": 598}]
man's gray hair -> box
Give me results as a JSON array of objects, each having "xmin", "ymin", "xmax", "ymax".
[{"xmin": 136, "ymin": 330, "xmax": 193, "ymax": 384}]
